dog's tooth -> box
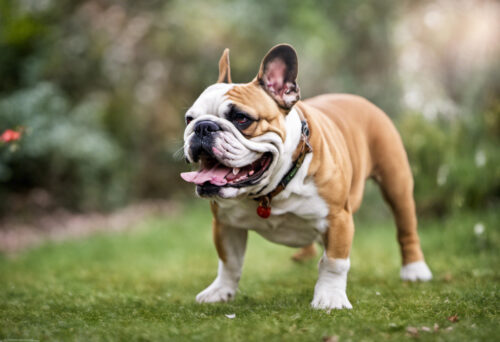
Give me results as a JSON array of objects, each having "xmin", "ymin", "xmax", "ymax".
[{"xmin": 232, "ymin": 168, "xmax": 240, "ymax": 175}]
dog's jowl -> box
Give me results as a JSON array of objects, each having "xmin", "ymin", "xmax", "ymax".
[{"xmin": 181, "ymin": 44, "xmax": 432, "ymax": 310}]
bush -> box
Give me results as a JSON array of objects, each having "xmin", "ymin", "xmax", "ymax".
[
  {"xmin": 0, "ymin": 83, "xmax": 127, "ymax": 211},
  {"xmin": 0, "ymin": 0, "xmax": 498, "ymax": 216},
  {"xmin": 399, "ymin": 108, "xmax": 500, "ymax": 216}
]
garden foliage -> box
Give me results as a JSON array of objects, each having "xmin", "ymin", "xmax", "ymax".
[{"xmin": 0, "ymin": 0, "xmax": 498, "ymax": 215}]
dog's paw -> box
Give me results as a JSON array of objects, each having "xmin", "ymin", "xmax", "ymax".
[
  {"xmin": 400, "ymin": 261, "xmax": 433, "ymax": 282},
  {"xmin": 311, "ymin": 287, "xmax": 352, "ymax": 310},
  {"xmin": 196, "ymin": 281, "xmax": 236, "ymax": 303}
]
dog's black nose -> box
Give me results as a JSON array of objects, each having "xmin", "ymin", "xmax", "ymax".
[{"xmin": 194, "ymin": 120, "xmax": 220, "ymax": 137}]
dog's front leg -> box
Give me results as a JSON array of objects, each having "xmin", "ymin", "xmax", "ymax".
[
  {"xmin": 311, "ymin": 208, "xmax": 354, "ymax": 310},
  {"xmin": 196, "ymin": 218, "xmax": 247, "ymax": 303}
]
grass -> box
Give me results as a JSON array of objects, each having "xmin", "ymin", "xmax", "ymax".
[{"xmin": 0, "ymin": 200, "xmax": 498, "ymax": 341}]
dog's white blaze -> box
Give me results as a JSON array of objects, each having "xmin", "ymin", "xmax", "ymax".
[
  {"xmin": 184, "ymin": 83, "xmax": 236, "ymax": 163},
  {"xmin": 186, "ymin": 83, "xmax": 235, "ymax": 119}
]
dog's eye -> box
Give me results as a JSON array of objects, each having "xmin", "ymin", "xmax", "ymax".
[
  {"xmin": 235, "ymin": 114, "xmax": 249, "ymax": 125},
  {"xmin": 185, "ymin": 116, "xmax": 193, "ymax": 125},
  {"xmin": 227, "ymin": 106, "xmax": 254, "ymax": 130}
]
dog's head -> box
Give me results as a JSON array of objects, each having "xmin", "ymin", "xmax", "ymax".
[{"xmin": 181, "ymin": 44, "xmax": 302, "ymax": 198}]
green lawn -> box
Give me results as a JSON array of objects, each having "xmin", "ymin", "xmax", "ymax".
[{"xmin": 0, "ymin": 200, "xmax": 498, "ymax": 341}]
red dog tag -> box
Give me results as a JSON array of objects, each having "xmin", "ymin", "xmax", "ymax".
[{"xmin": 257, "ymin": 204, "xmax": 271, "ymax": 218}]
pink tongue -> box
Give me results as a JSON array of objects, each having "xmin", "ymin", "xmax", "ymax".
[{"xmin": 180, "ymin": 164, "xmax": 230, "ymax": 186}]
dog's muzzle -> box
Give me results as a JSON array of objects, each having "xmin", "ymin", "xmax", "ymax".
[
  {"xmin": 182, "ymin": 120, "xmax": 274, "ymax": 191},
  {"xmin": 189, "ymin": 120, "xmax": 221, "ymax": 162}
]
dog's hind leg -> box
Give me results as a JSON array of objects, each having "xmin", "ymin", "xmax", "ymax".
[
  {"xmin": 291, "ymin": 243, "xmax": 317, "ymax": 262},
  {"xmin": 372, "ymin": 144, "xmax": 432, "ymax": 281}
]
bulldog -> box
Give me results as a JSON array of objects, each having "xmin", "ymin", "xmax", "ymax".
[{"xmin": 181, "ymin": 44, "xmax": 432, "ymax": 310}]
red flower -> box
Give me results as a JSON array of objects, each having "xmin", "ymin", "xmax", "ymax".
[{"xmin": 1, "ymin": 129, "xmax": 21, "ymax": 143}]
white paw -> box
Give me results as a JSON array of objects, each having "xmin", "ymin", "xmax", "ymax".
[
  {"xmin": 311, "ymin": 287, "xmax": 352, "ymax": 310},
  {"xmin": 196, "ymin": 280, "xmax": 237, "ymax": 303},
  {"xmin": 400, "ymin": 261, "xmax": 433, "ymax": 282}
]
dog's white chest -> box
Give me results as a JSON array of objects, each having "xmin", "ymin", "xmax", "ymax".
[{"xmin": 216, "ymin": 175, "xmax": 329, "ymax": 247}]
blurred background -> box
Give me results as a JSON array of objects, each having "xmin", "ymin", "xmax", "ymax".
[{"xmin": 0, "ymin": 0, "xmax": 498, "ymax": 225}]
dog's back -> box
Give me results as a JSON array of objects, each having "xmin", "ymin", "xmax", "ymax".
[{"xmin": 300, "ymin": 94, "xmax": 410, "ymax": 213}]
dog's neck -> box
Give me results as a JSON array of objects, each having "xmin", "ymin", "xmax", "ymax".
[
  {"xmin": 249, "ymin": 107, "xmax": 304, "ymax": 197},
  {"xmin": 253, "ymin": 108, "xmax": 312, "ymax": 217}
]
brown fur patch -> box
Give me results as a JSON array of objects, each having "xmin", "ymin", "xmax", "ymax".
[
  {"xmin": 323, "ymin": 209, "xmax": 354, "ymax": 259},
  {"xmin": 295, "ymin": 101, "xmax": 352, "ymax": 211},
  {"xmin": 226, "ymin": 81, "xmax": 287, "ymax": 141}
]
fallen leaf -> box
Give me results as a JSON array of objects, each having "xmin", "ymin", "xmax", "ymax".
[
  {"xmin": 225, "ymin": 313, "xmax": 236, "ymax": 319},
  {"xmin": 445, "ymin": 326, "xmax": 454, "ymax": 331},
  {"xmin": 433, "ymin": 323, "xmax": 439, "ymax": 332},
  {"xmin": 406, "ymin": 326, "xmax": 419, "ymax": 337},
  {"xmin": 322, "ymin": 336, "xmax": 338, "ymax": 342},
  {"xmin": 447, "ymin": 315, "xmax": 459, "ymax": 323},
  {"xmin": 421, "ymin": 326, "xmax": 431, "ymax": 332}
]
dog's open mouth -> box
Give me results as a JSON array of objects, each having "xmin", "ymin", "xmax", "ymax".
[{"xmin": 181, "ymin": 152, "xmax": 273, "ymax": 187}]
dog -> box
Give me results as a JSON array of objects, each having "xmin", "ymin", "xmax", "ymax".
[{"xmin": 181, "ymin": 44, "xmax": 432, "ymax": 310}]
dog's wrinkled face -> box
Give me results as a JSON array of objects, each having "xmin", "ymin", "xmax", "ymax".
[{"xmin": 181, "ymin": 44, "xmax": 301, "ymax": 199}]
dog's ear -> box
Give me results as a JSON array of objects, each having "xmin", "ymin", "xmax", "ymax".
[
  {"xmin": 217, "ymin": 48, "xmax": 232, "ymax": 83},
  {"xmin": 256, "ymin": 44, "xmax": 300, "ymax": 109}
]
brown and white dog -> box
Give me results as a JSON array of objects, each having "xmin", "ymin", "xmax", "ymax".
[{"xmin": 181, "ymin": 44, "xmax": 432, "ymax": 310}]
